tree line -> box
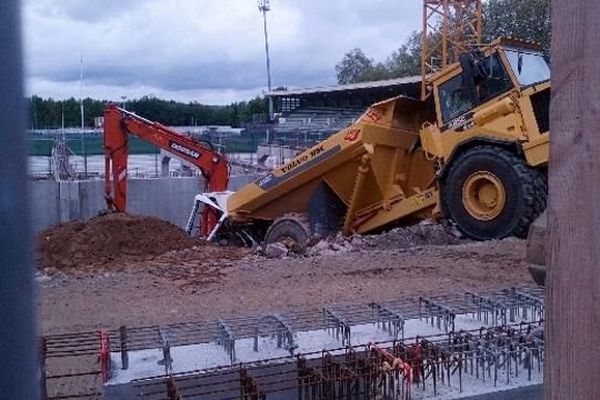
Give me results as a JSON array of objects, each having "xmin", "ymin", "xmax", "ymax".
[
  {"xmin": 27, "ymin": 95, "xmax": 269, "ymax": 130},
  {"xmin": 336, "ymin": 0, "xmax": 551, "ymax": 84}
]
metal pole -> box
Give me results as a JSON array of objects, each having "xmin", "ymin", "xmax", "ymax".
[
  {"xmin": 32, "ymin": 95, "xmax": 37, "ymax": 129},
  {"xmin": 40, "ymin": 338, "xmax": 48, "ymax": 400},
  {"xmin": 80, "ymin": 55, "xmax": 87, "ymax": 179},
  {"xmin": 0, "ymin": 1, "xmax": 39, "ymax": 399},
  {"xmin": 259, "ymin": 1, "xmax": 274, "ymax": 142},
  {"xmin": 261, "ymin": 7, "xmax": 272, "ymax": 93},
  {"xmin": 120, "ymin": 325, "xmax": 129, "ymax": 370}
]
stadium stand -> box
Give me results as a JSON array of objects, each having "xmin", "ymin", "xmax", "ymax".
[
  {"xmin": 264, "ymin": 76, "xmax": 420, "ymax": 144},
  {"xmin": 275, "ymin": 106, "xmax": 363, "ymax": 133}
]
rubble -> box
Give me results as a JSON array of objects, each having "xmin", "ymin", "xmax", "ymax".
[
  {"xmin": 357, "ymin": 220, "xmax": 465, "ymax": 249},
  {"xmin": 307, "ymin": 237, "xmax": 354, "ymax": 256},
  {"xmin": 256, "ymin": 221, "xmax": 468, "ymax": 259},
  {"xmin": 307, "ymin": 220, "xmax": 467, "ymax": 256},
  {"xmin": 264, "ymin": 242, "xmax": 289, "ymax": 259}
]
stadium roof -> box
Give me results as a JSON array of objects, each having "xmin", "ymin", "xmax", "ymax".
[{"xmin": 266, "ymin": 75, "xmax": 421, "ymax": 97}]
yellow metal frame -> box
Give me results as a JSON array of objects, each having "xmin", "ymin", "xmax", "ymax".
[{"xmin": 421, "ymin": 0, "xmax": 483, "ymax": 99}]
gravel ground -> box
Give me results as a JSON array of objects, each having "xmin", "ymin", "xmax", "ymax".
[{"xmin": 38, "ymin": 236, "xmax": 533, "ymax": 335}]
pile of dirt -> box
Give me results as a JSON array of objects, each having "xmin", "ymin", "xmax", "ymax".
[{"xmin": 37, "ymin": 213, "xmax": 201, "ymax": 272}]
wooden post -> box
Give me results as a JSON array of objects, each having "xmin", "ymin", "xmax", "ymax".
[{"xmin": 546, "ymin": 0, "xmax": 600, "ymax": 398}]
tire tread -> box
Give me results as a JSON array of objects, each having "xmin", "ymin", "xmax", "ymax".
[{"xmin": 443, "ymin": 145, "xmax": 547, "ymax": 239}]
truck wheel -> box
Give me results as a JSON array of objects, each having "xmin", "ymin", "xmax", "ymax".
[
  {"xmin": 442, "ymin": 146, "xmax": 547, "ymax": 240},
  {"xmin": 264, "ymin": 214, "xmax": 311, "ymax": 254}
]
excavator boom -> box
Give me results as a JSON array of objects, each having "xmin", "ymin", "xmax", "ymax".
[{"xmin": 103, "ymin": 104, "xmax": 229, "ymax": 234}]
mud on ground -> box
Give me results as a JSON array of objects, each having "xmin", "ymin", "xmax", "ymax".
[{"xmin": 37, "ymin": 218, "xmax": 534, "ymax": 334}]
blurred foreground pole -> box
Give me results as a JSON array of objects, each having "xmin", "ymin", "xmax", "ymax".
[
  {"xmin": 546, "ymin": 0, "xmax": 600, "ymax": 399},
  {"xmin": 0, "ymin": 1, "xmax": 39, "ymax": 399}
]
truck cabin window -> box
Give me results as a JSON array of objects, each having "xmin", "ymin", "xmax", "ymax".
[
  {"xmin": 504, "ymin": 49, "xmax": 550, "ymax": 87},
  {"xmin": 439, "ymin": 53, "xmax": 513, "ymax": 123},
  {"xmin": 439, "ymin": 74, "xmax": 473, "ymax": 123}
]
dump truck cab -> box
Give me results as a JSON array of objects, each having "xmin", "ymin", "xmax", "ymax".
[
  {"xmin": 421, "ymin": 38, "xmax": 550, "ymax": 165},
  {"xmin": 420, "ymin": 38, "xmax": 549, "ymax": 239}
]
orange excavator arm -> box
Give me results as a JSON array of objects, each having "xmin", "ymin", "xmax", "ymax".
[{"xmin": 103, "ymin": 103, "xmax": 229, "ymax": 234}]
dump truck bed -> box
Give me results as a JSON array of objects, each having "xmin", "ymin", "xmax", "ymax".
[{"xmin": 225, "ymin": 96, "xmax": 439, "ymax": 235}]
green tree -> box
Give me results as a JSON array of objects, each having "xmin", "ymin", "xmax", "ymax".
[
  {"xmin": 27, "ymin": 95, "xmax": 269, "ymax": 129},
  {"xmin": 335, "ymin": 0, "xmax": 551, "ymax": 85},
  {"xmin": 385, "ymin": 31, "xmax": 422, "ymax": 78},
  {"xmin": 335, "ymin": 32, "xmax": 422, "ymax": 85},
  {"xmin": 484, "ymin": 0, "xmax": 551, "ymax": 57},
  {"xmin": 232, "ymin": 96, "xmax": 269, "ymax": 126},
  {"xmin": 335, "ymin": 49, "xmax": 382, "ymax": 84}
]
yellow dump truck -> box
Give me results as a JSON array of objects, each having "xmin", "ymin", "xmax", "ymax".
[{"xmin": 189, "ymin": 38, "xmax": 549, "ymax": 249}]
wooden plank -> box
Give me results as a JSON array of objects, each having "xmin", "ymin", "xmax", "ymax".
[{"xmin": 546, "ymin": 0, "xmax": 600, "ymax": 398}]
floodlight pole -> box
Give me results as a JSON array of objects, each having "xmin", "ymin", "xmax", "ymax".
[
  {"xmin": 259, "ymin": 0, "xmax": 272, "ymax": 94},
  {"xmin": 80, "ymin": 55, "xmax": 88, "ymax": 178},
  {"xmin": 259, "ymin": 0, "xmax": 274, "ymax": 142}
]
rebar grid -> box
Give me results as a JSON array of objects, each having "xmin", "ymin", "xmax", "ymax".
[
  {"xmin": 42, "ymin": 286, "xmax": 544, "ymax": 399},
  {"xmin": 43, "ymin": 286, "xmax": 543, "ymax": 359},
  {"xmin": 131, "ymin": 321, "xmax": 544, "ymax": 400}
]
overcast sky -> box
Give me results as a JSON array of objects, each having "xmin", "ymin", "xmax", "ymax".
[{"xmin": 23, "ymin": 0, "xmax": 421, "ymax": 105}]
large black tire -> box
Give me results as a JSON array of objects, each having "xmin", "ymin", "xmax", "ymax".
[
  {"xmin": 264, "ymin": 214, "xmax": 311, "ymax": 254},
  {"xmin": 442, "ymin": 146, "xmax": 547, "ymax": 240}
]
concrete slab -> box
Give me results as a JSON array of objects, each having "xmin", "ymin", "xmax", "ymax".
[
  {"xmin": 107, "ymin": 313, "xmax": 540, "ymax": 385},
  {"xmin": 29, "ymin": 180, "xmax": 59, "ymax": 232}
]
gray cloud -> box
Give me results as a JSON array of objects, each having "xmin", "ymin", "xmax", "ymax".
[{"xmin": 23, "ymin": 0, "xmax": 421, "ymax": 103}]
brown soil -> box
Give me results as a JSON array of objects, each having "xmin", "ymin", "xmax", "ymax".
[
  {"xmin": 35, "ymin": 216, "xmax": 536, "ymax": 333},
  {"xmin": 37, "ymin": 213, "xmax": 202, "ymax": 272},
  {"xmin": 38, "ymin": 235, "xmax": 534, "ymax": 334}
]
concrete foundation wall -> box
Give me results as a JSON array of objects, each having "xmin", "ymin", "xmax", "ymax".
[
  {"xmin": 30, "ymin": 180, "xmax": 60, "ymax": 232},
  {"xmin": 31, "ymin": 177, "xmax": 203, "ymax": 231},
  {"xmin": 30, "ymin": 174, "xmax": 261, "ymax": 232},
  {"xmin": 126, "ymin": 178, "xmax": 204, "ymax": 228}
]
